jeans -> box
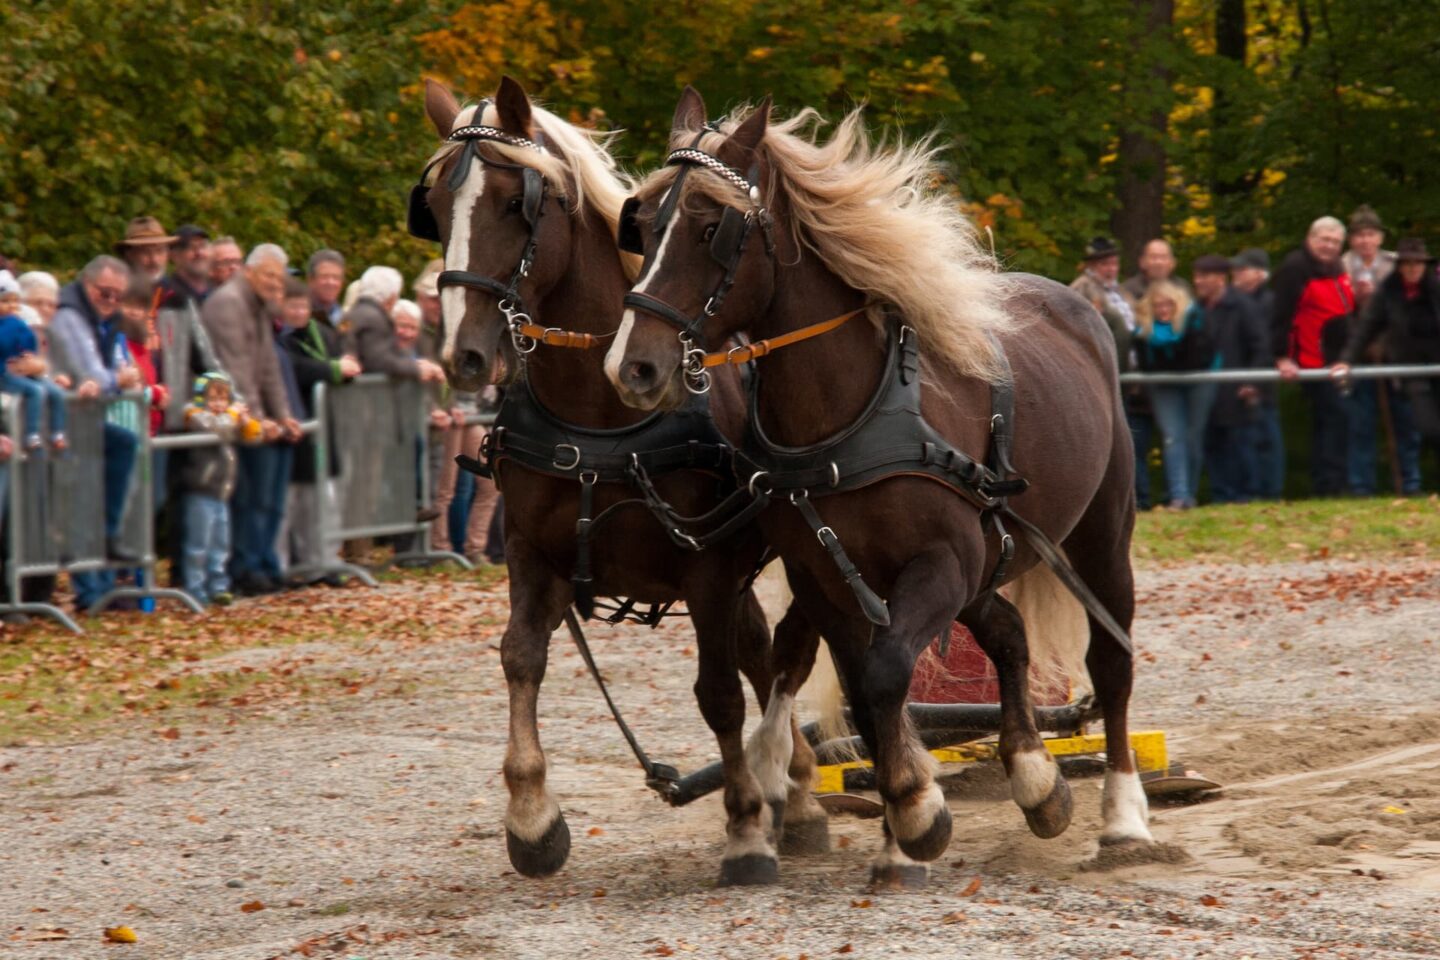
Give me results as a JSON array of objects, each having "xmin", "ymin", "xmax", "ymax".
[
  {"xmin": 0, "ymin": 372, "xmax": 66, "ymax": 440},
  {"xmin": 71, "ymin": 422, "xmax": 139, "ymax": 609},
  {"xmin": 183, "ymin": 493, "xmax": 230, "ymax": 602},
  {"xmin": 230, "ymin": 444, "xmax": 293, "ymax": 581},
  {"xmin": 1149, "ymin": 382, "xmax": 1218, "ymax": 506},
  {"xmin": 1301, "ymin": 380, "xmax": 1350, "ymax": 496},
  {"xmin": 432, "ymin": 424, "xmax": 499, "ymax": 556},
  {"xmin": 1345, "ymin": 379, "xmax": 1422, "ymax": 495},
  {"xmin": 1254, "ymin": 403, "xmax": 1286, "ymax": 499},
  {"xmin": 1125, "ymin": 408, "xmax": 1154, "ymax": 510},
  {"xmin": 1205, "ymin": 419, "xmax": 1262, "ymax": 503}
]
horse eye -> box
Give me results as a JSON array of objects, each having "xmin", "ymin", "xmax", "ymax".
[
  {"xmin": 701, "ymin": 223, "xmax": 718, "ymax": 242},
  {"xmin": 506, "ymin": 196, "xmax": 524, "ymax": 213}
]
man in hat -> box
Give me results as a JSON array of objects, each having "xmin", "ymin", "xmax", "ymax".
[
  {"xmin": 1338, "ymin": 205, "xmax": 1418, "ymax": 495},
  {"xmin": 1191, "ymin": 254, "xmax": 1269, "ymax": 502},
  {"xmin": 1334, "ymin": 237, "xmax": 1440, "ymax": 482},
  {"xmin": 160, "ymin": 225, "xmax": 214, "ymax": 309},
  {"xmin": 114, "ymin": 216, "xmax": 178, "ymax": 284},
  {"xmin": 1071, "ymin": 237, "xmax": 1152, "ymax": 508},
  {"xmin": 1229, "ymin": 248, "xmax": 1283, "ymax": 498},
  {"xmin": 1122, "ymin": 238, "xmax": 1195, "ymax": 302}
]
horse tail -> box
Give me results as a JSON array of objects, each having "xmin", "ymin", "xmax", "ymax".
[
  {"xmin": 1000, "ymin": 561, "xmax": 1093, "ymax": 700},
  {"xmin": 798, "ymin": 637, "xmax": 854, "ymax": 760}
]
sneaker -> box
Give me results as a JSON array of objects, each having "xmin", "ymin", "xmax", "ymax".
[
  {"xmin": 416, "ymin": 506, "xmax": 441, "ymax": 523},
  {"xmin": 211, "ymin": 591, "xmax": 234, "ymax": 606},
  {"xmin": 50, "ymin": 432, "xmax": 67, "ymax": 452},
  {"xmin": 23, "ymin": 433, "xmax": 43, "ymax": 452},
  {"xmin": 106, "ymin": 538, "xmax": 141, "ymax": 563}
]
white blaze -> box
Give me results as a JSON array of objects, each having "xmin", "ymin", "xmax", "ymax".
[
  {"xmin": 440, "ymin": 162, "xmax": 487, "ymax": 367},
  {"xmin": 603, "ymin": 213, "xmax": 680, "ymax": 385}
]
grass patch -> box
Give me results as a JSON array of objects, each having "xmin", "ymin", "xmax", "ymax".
[{"xmin": 1133, "ymin": 495, "xmax": 1440, "ymax": 565}]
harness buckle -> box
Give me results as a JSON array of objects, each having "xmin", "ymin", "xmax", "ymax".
[
  {"xmin": 672, "ymin": 529, "xmax": 701, "ymax": 551},
  {"xmin": 815, "ymin": 525, "xmax": 836, "ymax": 546},
  {"xmin": 747, "ymin": 471, "xmax": 771, "ymax": 496},
  {"xmin": 828, "ymin": 461, "xmax": 840, "ymax": 487},
  {"xmin": 579, "ymin": 469, "xmax": 598, "ymax": 486},
  {"xmin": 552, "ymin": 444, "xmax": 581, "ymax": 471},
  {"xmin": 703, "ymin": 296, "xmax": 718, "ymax": 318}
]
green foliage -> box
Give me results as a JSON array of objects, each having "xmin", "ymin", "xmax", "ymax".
[
  {"xmin": 0, "ymin": 0, "xmax": 452, "ymax": 275},
  {"xmin": 4, "ymin": 1, "xmax": 1436, "ymax": 282}
]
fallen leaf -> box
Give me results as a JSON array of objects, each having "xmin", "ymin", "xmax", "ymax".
[
  {"xmin": 1199, "ymin": 894, "xmax": 1221, "ymax": 907},
  {"xmin": 587, "ymin": 827, "xmax": 605, "ymax": 837},
  {"xmin": 592, "ymin": 888, "xmax": 607, "ymax": 899},
  {"xmin": 849, "ymin": 899, "xmax": 872, "ymax": 909},
  {"xmin": 159, "ymin": 727, "xmax": 180, "ymax": 740},
  {"xmin": 1381, "ymin": 805, "xmax": 1407, "ymax": 815},
  {"xmin": 837, "ymin": 946, "xmax": 854, "ymax": 955},
  {"xmin": 103, "ymin": 926, "xmax": 137, "ymax": 943},
  {"xmin": 239, "ymin": 901, "xmax": 265, "ymax": 913},
  {"xmin": 940, "ymin": 911, "xmax": 967, "ymax": 924},
  {"xmin": 960, "ymin": 877, "xmax": 982, "ymax": 897},
  {"xmin": 29, "ymin": 929, "xmax": 69, "ymax": 941}
]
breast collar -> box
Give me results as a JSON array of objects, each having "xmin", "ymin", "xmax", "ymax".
[
  {"xmin": 736, "ymin": 320, "xmax": 1024, "ymax": 510},
  {"xmin": 473, "ymin": 376, "xmax": 733, "ymax": 484}
]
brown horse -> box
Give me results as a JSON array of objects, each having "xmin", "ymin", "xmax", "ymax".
[
  {"xmin": 415, "ymin": 77, "xmax": 830, "ymax": 884},
  {"xmin": 606, "ymin": 88, "xmax": 1154, "ymax": 886}
]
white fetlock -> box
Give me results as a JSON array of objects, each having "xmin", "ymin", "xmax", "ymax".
[
  {"xmin": 1008, "ymin": 749, "xmax": 1059, "ymax": 810},
  {"xmin": 1100, "ymin": 769, "xmax": 1154, "ymax": 844},
  {"xmin": 746, "ymin": 690, "xmax": 796, "ymax": 808}
]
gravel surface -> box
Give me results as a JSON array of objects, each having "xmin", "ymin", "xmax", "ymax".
[{"xmin": 2, "ymin": 557, "xmax": 1438, "ymax": 959}]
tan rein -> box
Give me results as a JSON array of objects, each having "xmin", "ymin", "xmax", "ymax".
[{"xmin": 522, "ymin": 306, "xmax": 868, "ymax": 364}]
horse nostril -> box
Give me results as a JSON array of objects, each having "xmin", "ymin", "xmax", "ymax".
[
  {"xmin": 458, "ymin": 350, "xmax": 487, "ymax": 382},
  {"xmin": 622, "ymin": 360, "xmax": 657, "ymax": 392}
]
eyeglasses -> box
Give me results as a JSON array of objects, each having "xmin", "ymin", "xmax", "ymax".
[
  {"xmin": 214, "ymin": 258, "xmax": 243, "ymax": 268},
  {"xmin": 91, "ymin": 285, "xmax": 125, "ymax": 303}
]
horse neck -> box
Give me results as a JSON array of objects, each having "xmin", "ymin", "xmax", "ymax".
[
  {"xmin": 524, "ymin": 212, "xmax": 646, "ymax": 427},
  {"xmin": 753, "ymin": 245, "xmax": 884, "ymax": 446}
]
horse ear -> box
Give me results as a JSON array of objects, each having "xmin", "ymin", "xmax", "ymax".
[
  {"xmin": 672, "ymin": 85, "xmax": 707, "ymax": 138},
  {"xmin": 726, "ymin": 96, "xmax": 771, "ymax": 154},
  {"xmin": 495, "ymin": 75, "xmax": 534, "ymax": 136},
  {"xmin": 424, "ymin": 78, "xmax": 461, "ymax": 139}
]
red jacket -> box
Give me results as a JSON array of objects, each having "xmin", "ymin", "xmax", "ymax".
[
  {"xmin": 1289, "ymin": 274, "xmax": 1355, "ymax": 368},
  {"xmin": 124, "ymin": 336, "xmax": 169, "ymax": 435}
]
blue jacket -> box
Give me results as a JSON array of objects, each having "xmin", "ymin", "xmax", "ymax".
[{"xmin": 0, "ymin": 313, "xmax": 38, "ymax": 366}]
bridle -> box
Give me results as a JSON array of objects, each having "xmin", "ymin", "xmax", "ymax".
[
  {"xmin": 618, "ymin": 134, "xmax": 864, "ymax": 395},
  {"xmin": 619, "ymin": 132, "xmax": 778, "ymax": 394},
  {"xmin": 407, "ymin": 104, "xmax": 603, "ymax": 359}
]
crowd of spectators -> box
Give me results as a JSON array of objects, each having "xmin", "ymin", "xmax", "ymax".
[
  {"xmin": 1072, "ymin": 208, "xmax": 1440, "ymax": 509},
  {"xmin": 0, "ymin": 218, "xmax": 502, "ymax": 620},
  {"xmin": 2, "ymin": 204, "xmax": 1438, "ymax": 619}
]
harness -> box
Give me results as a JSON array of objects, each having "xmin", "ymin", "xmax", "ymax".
[
  {"xmin": 457, "ymin": 378, "xmax": 737, "ymax": 619},
  {"xmin": 620, "ymin": 140, "xmax": 1134, "ymax": 652}
]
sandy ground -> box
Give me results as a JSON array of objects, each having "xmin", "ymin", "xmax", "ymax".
[{"xmin": 2, "ymin": 557, "xmax": 1438, "ymax": 959}]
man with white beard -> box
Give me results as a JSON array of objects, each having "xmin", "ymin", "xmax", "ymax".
[{"xmin": 113, "ymin": 216, "xmax": 177, "ymax": 284}]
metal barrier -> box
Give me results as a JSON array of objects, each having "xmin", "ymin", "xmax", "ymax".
[
  {"xmin": 296, "ymin": 374, "xmax": 468, "ymax": 586},
  {"xmin": 1, "ymin": 392, "xmax": 199, "ymax": 632},
  {"xmin": 1119, "ymin": 362, "xmax": 1440, "ymax": 386},
  {"xmin": 2, "ymin": 374, "xmax": 467, "ymax": 632}
]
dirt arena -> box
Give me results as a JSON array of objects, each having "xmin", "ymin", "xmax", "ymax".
[{"xmin": 2, "ymin": 556, "xmax": 1438, "ymax": 959}]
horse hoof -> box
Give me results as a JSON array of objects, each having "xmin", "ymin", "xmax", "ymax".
[
  {"xmin": 895, "ymin": 803, "xmax": 952, "ymax": 862},
  {"xmin": 779, "ymin": 816, "xmax": 830, "ymax": 856},
  {"xmin": 1022, "ymin": 775, "xmax": 1073, "ymax": 840},
  {"xmin": 506, "ymin": 816, "xmax": 571, "ymax": 877},
  {"xmin": 869, "ymin": 862, "xmax": 929, "ymax": 890},
  {"xmin": 717, "ymin": 853, "xmax": 780, "ymax": 887}
]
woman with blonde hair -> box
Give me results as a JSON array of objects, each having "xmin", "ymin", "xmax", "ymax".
[{"xmin": 1136, "ymin": 278, "xmax": 1219, "ymax": 508}]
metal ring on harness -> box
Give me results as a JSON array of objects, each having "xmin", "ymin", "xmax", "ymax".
[
  {"xmin": 747, "ymin": 470, "xmax": 771, "ymax": 496},
  {"xmin": 552, "ymin": 444, "xmax": 581, "ymax": 471},
  {"xmin": 681, "ymin": 335, "xmax": 712, "ymax": 395}
]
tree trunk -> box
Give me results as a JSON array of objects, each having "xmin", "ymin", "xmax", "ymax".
[
  {"xmin": 1212, "ymin": 0, "xmax": 1255, "ymax": 236},
  {"xmin": 1112, "ymin": 0, "xmax": 1174, "ymax": 273}
]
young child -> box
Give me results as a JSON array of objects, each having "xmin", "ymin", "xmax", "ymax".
[
  {"xmin": 0, "ymin": 270, "xmax": 66, "ymax": 452},
  {"xmin": 181, "ymin": 372, "xmax": 261, "ymax": 604}
]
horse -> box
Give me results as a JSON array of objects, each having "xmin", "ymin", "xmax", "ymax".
[
  {"xmin": 605, "ymin": 87, "xmax": 1153, "ymax": 887},
  {"xmin": 412, "ymin": 77, "xmax": 832, "ymax": 885}
]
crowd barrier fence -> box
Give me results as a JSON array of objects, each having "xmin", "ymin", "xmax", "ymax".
[
  {"xmin": 1119, "ymin": 363, "xmax": 1440, "ymax": 386},
  {"xmin": 2, "ymin": 374, "xmax": 470, "ymax": 633}
]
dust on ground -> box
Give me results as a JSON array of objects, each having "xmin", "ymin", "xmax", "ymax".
[{"xmin": 2, "ymin": 557, "xmax": 1438, "ymax": 959}]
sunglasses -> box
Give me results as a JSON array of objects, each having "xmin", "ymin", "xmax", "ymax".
[{"xmin": 91, "ymin": 285, "xmax": 125, "ymax": 303}]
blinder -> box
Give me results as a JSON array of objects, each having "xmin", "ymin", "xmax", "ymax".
[
  {"xmin": 521, "ymin": 166, "xmax": 544, "ymax": 226},
  {"xmin": 618, "ymin": 197, "xmax": 643, "ymax": 255},
  {"xmin": 709, "ymin": 206, "xmax": 747, "ymax": 266},
  {"xmin": 407, "ymin": 179, "xmax": 441, "ymax": 243}
]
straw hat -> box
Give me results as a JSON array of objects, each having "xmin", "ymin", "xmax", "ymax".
[{"xmin": 113, "ymin": 216, "xmax": 178, "ymax": 253}]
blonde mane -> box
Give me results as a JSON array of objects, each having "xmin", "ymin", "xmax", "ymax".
[
  {"xmin": 427, "ymin": 100, "xmax": 639, "ymax": 280},
  {"xmin": 639, "ymin": 105, "xmax": 1018, "ymax": 382}
]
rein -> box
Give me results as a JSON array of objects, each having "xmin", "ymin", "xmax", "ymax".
[{"xmin": 698, "ymin": 305, "xmax": 867, "ymax": 368}]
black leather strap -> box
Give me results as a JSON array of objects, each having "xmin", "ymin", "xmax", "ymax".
[{"xmin": 791, "ymin": 494, "xmax": 891, "ymax": 627}]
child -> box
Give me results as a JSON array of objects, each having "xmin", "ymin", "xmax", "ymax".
[
  {"xmin": 0, "ymin": 270, "xmax": 66, "ymax": 452},
  {"xmin": 181, "ymin": 372, "xmax": 261, "ymax": 604}
]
